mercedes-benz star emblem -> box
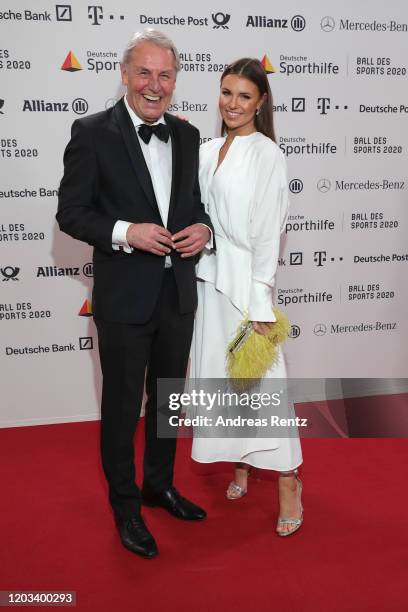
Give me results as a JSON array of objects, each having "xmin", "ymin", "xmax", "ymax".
[
  {"xmin": 314, "ymin": 323, "xmax": 327, "ymax": 336},
  {"xmin": 105, "ymin": 98, "xmax": 118, "ymax": 110},
  {"xmin": 317, "ymin": 178, "xmax": 331, "ymax": 193},
  {"xmin": 321, "ymin": 16, "xmax": 335, "ymax": 32}
]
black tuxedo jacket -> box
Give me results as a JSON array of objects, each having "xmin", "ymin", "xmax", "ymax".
[{"xmin": 57, "ymin": 97, "xmax": 213, "ymax": 324}]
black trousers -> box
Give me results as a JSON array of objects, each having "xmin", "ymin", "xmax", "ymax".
[{"xmin": 95, "ymin": 269, "xmax": 194, "ymax": 519}]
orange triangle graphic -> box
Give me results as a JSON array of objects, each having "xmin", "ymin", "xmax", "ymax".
[
  {"xmin": 78, "ymin": 299, "xmax": 93, "ymax": 317},
  {"xmin": 261, "ymin": 54, "xmax": 276, "ymax": 74},
  {"xmin": 61, "ymin": 51, "xmax": 82, "ymax": 72}
]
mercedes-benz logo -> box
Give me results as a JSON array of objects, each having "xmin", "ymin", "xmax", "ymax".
[
  {"xmin": 105, "ymin": 98, "xmax": 118, "ymax": 109},
  {"xmin": 314, "ymin": 323, "xmax": 327, "ymax": 336},
  {"xmin": 317, "ymin": 178, "xmax": 331, "ymax": 193},
  {"xmin": 321, "ymin": 16, "xmax": 335, "ymax": 32}
]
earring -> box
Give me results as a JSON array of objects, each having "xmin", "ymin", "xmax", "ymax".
[{"xmin": 256, "ymin": 108, "xmax": 260, "ymax": 116}]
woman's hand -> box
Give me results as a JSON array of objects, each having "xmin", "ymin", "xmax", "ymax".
[
  {"xmin": 172, "ymin": 224, "xmax": 211, "ymax": 257},
  {"xmin": 252, "ymin": 321, "xmax": 275, "ymax": 335}
]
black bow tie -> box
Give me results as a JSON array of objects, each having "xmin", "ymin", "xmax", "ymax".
[{"xmin": 138, "ymin": 123, "xmax": 170, "ymax": 144}]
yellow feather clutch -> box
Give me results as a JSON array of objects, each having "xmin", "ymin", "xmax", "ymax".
[{"xmin": 226, "ymin": 308, "xmax": 290, "ymax": 390}]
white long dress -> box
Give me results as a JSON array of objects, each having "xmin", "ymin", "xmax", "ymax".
[{"xmin": 190, "ymin": 132, "xmax": 303, "ymax": 471}]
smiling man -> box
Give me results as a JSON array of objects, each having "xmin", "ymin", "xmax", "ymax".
[{"xmin": 56, "ymin": 30, "xmax": 213, "ymax": 559}]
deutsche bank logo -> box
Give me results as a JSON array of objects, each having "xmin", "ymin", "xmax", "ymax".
[
  {"xmin": 79, "ymin": 337, "xmax": 94, "ymax": 350},
  {"xmin": 212, "ymin": 13, "xmax": 230, "ymax": 28},
  {"xmin": 291, "ymin": 15, "xmax": 306, "ymax": 31},
  {"xmin": 292, "ymin": 97, "xmax": 305, "ymax": 112},
  {"xmin": 56, "ymin": 5, "xmax": 72, "ymax": 22},
  {"xmin": 290, "ymin": 252, "xmax": 303, "ymax": 266}
]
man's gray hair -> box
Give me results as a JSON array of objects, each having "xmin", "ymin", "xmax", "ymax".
[{"xmin": 122, "ymin": 29, "xmax": 180, "ymax": 72}]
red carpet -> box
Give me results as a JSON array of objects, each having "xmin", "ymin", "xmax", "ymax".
[{"xmin": 1, "ymin": 422, "xmax": 407, "ymax": 611}]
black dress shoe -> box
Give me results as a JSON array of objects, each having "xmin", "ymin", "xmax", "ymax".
[
  {"xmin": 142, "ymin": 486, "xmax": 207, "ymax": 521},
  {"xmin": 114, "ymin": 514, "xmax": 158, "ymax": 559}
]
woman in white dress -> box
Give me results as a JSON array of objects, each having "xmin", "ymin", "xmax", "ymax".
[{"xmin": 189, "ymin": 58, "xmax": 304, "ymax": 536}]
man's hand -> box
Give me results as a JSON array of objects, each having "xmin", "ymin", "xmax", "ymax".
[
  {"xmin": 252, "ymin": 321, "xmax": 275, "ymax": 335},
  {"xmin": 126, "ymin": 223, "xmax": 174, "ymax": 256},
  {"xmin": 172, "ymin": 224, "xmax": 210, "ymax": 258}
]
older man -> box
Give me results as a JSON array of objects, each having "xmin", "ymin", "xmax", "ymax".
[{"xmin": 57, "ymin": 29, "xmax": 213, "ymax": 559}]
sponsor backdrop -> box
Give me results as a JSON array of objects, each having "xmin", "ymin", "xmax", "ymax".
[{"xmin": 1, "ymin": 0, "xmax": 407, "ymax": 427}]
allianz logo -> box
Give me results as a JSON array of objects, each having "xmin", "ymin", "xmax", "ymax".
[
  {"xmin": 36, "ymin": 266, "xmax": 80, "ymax": 277},
  {"xmin": 22, "ymin": 99, "xmax": 88, "ymax": 114}
]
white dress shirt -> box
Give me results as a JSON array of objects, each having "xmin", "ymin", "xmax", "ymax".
[
  {"xmin": 112, "ymin": 95, "xmax": 172, "ymax": 265},
  {"xmin": 112, "ymin": 96, "xmax": 212, "ymax": 262}
]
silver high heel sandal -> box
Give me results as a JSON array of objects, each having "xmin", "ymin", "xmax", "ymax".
[
  {"xmin": 226, "ymin": 465, "xmax": 252, "ymax": 500},
  {"xmin": 276, "ymin": 469, "xmax": 303, "ymax": 536}
]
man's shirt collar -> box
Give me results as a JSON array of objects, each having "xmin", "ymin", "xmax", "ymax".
[{"xmin": 123, "ymin": 95, "xmax": 166, "ymax": 128}]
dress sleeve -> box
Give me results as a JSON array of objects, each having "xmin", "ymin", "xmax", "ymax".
[{"xmin": 248, "ymin": 147, "xmax": 289, "ymax": 322}]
